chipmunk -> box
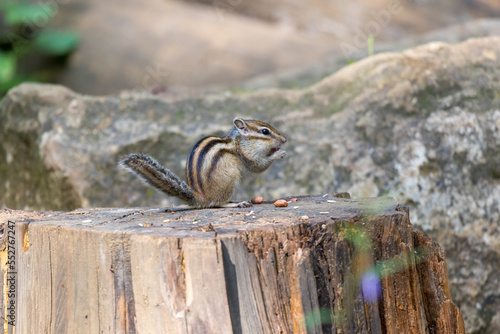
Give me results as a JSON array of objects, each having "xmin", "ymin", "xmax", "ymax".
[{"xmin": 119, "ymin": 117, "xmax": 286, "ymax": 208}]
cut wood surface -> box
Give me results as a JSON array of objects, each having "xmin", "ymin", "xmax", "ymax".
[{"xmin": 1, "ymin": 194, "xmax": 465, "ymax": 334}]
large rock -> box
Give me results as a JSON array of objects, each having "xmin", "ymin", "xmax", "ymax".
[
  {"xmin": 241, "ymin": 18, "xmax": 500, "ymax": 91},
  {"xmin": 1, "ymin": 36, "xmax": 500, "ymax": 332},
  {"xmin": 38, "ymin": 0, "xmax": 500, "ymax": 95},
  {"xmin": 41, "ymin": 0, "xmax": 333, "ymax": 95},
  {"xmin": 186, "ymin": 0, "xmax": 500, "ymax": 36}
]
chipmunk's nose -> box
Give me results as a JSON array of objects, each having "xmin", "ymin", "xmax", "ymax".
[{"xmin": 281, "ymin": 136, "xmax": 287, "ymax": 144}]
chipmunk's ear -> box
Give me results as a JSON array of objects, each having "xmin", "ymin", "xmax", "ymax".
[{"xmin": 233, "ymin": 117, "xmax": 247, "ymax": 131}]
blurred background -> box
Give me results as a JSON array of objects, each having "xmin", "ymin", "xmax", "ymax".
[
  {"xmin": 2, "ymin": 1, "xmax": 500, "ymax": 334},
  {"xmin": 1, "ymin": 0, "xmax": 499, "ymax": 97}
]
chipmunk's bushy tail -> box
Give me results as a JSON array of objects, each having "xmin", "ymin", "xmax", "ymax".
[{"xmin": 119, "ymin": 153, "xmax": 196, "ymax": 205}]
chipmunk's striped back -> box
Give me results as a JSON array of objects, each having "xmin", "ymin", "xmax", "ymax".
[{"xmin": 186, "ymin": 136, "xmax": 241, "ymax": 207}]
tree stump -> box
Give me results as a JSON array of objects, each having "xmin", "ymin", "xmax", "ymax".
[{"xmin": 1, "ymin": 194, "xmax": 465, "ymax": 334}]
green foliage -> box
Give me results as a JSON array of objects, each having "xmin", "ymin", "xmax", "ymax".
[
  {"xmin": 1, "ymin": 1, "xmax": 54, "ymax": 25},
  {"xmin": 0, "ymin": 1, "xmax": 79, "ymax": 97},
  {"xmin": 0, "ymin": 51, "xmax": 27, "ymax": 93},
  {"xmin": 345, "ymin": 35, "xmax": 375, "ymax": 66},
  {"xmin": 33, "ymin": 30, "xmax": 79, "ymax": 56},
  {"xmin": 0, "ymin": 52, "xmax": 16, "ymax": 82},
  {"xmin": 367, "ymin": 35, "xmax": 375, "ymax": 56}
]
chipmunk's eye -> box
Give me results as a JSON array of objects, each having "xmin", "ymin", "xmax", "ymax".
[{"xmin": 261, "ymin": 128, "xmax": 271, "ymax": 135}]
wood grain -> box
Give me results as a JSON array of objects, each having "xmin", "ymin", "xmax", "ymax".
[{"xmin": 1, "ymin": 195, "xmax": 465, "ymax": 333}]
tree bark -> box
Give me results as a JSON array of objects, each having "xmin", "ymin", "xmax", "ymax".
[{"xmin": 0, "ymin": 194, "xmax": 465, "ymax": 333}]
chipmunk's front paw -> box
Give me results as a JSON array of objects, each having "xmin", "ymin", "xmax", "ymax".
[{"xmin": 272, "ymin": 149, "xmax": 286, "ymax": 160}]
